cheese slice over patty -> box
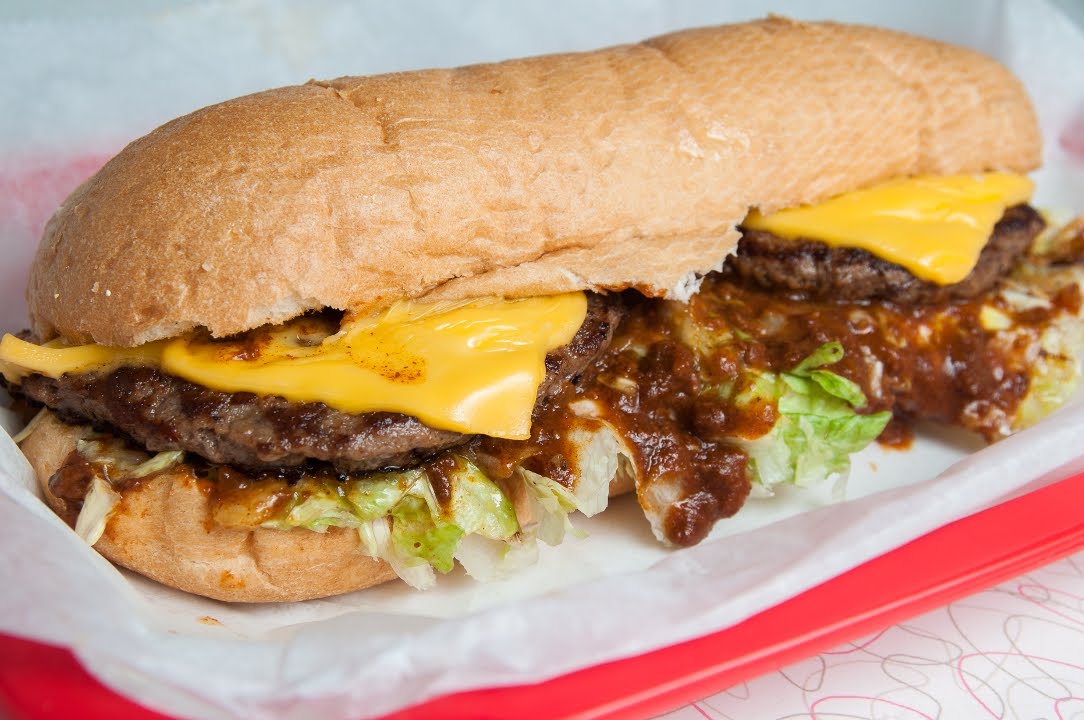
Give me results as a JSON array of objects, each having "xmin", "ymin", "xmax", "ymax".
[
  {"xmin": 743, "ymin": 172, "xmax": 1034, "ymax": 285},
  {"xmin": 0, "ymin": 293, "xmax": 588, "ymax": 439}
]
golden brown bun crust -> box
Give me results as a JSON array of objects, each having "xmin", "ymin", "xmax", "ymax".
[
  {"xmin": 29, "ymin": 18, "xmax": 1040, "ymax": 345},
  {"xmin": 22, "ymin": 413, "xmax": 397, "ymax": 602}
]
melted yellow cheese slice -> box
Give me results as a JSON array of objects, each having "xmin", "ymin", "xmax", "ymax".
[
  {"xmin": 0, "ymin": 293, "xmax": 588, "ymax": 439},
  {"xmin": 743, "ymin": 173, "xmax": 1035, "ymax": 284}
]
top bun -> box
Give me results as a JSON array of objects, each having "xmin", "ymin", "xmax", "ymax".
[{"xmin": 28, "ymin": 17, "xmax": 1040, "ymax": 347}]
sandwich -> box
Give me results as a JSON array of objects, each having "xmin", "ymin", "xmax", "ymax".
[{"xmin": 3, "ymin": 17, "xmax": 1084, "ymax": 602}]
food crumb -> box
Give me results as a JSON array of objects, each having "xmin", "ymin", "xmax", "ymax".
[
  {"xmin": 219, "ymin": 570, "xmax": 245, "ymax": 590},
  {"xmin": 868, "ymin": 461, "xmax": 878, "ymax": 472},
  {"xmin": 198, "ymin": 616, "xmax": 223, "ymax": 626},
  {"xmin": 201, "ymin": 261, "xmax": 213, "ymax": 271}
]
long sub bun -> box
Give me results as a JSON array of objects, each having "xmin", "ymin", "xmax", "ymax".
[{"xmin": 30, "ymin": 17, "xmax": 1037, "ymax": 347}]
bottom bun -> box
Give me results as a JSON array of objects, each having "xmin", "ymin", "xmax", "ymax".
[{"xmin": 22, "ymin": 413, "xmax": 397, "ymax": 602}]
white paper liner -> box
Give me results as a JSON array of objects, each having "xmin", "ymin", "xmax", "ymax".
[{"xmin": 1, "ymin": 1, "xmax": 1083, "ymax": 718}]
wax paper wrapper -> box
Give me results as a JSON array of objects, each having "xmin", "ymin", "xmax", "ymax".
[{"xmin": 1, "ymin": 1, "xmax": 1083, "ymax": 718}]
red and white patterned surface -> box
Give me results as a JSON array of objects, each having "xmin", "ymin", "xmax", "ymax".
[{"xmin": 665, "ymin": 550, "xmax": 1084, "ymax": 719}]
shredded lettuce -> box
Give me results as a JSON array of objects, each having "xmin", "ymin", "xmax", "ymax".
[
  {"xmin": 518, "ymin": 468, "xmax": 581, "ymax": 546},
  {"xmin": 1011, "ymin": 220, "xmax": 1084, "ymax": 428},
  {"xmin": 262, "ymin": 472, "xmax": 419, "ymax": 533},
  {"xmin": 389, "ymin": 494, "xmax": 463, "ymax": 574},
  {"xmin": 264, "ymin": 455, "xmax": 524, "ymax": 582},
  {"xmin": 74, "ymin": 476, "xmax": 121, "ymax": 545},
  {"xmin": 77, "ymin": 437, "xmax": 161, "ymax": 473},
  {"xmin": 345, "ymin": 470, "xmax": 420, "ymax": 518},
  {"xmin": 732, "ymin": 342, "xmax": 891, "ymax": 492},
  {"xmin": 275, "ymin": 479, "xmax": 362, "ymax": 533},
  {"xmin": 69, "ymin": 441, "xmax": 184, "ymax": 546},
  {"xmin": 514, "ymin": 421, "xmax": 635, "ymax": 548},
  {"xmin": 442, "ymin": 458, "xmax": 520, "ymax": 540},
  {"xmin": 453, "ymin": 533, "xmax": 539, "ymax": 582},
  {"xmin": 358, "ymin": 517, "xmax": 436, "ymax": 590},
  {"xmin": 997, "ymin": 256, "xmax": 1084, "ymax": 432},
  {"xmin": 1011, "ymin": 318, "xmax": 1083, "ymax": 431},
  {"xmin": 564, "ymin": 425, "xmax": 622, "ymax": 517},
  {"xmin": 128, "ymin": 450, "xmax": 185, "ymax": 479},
  {"xmin": 10, "ymin": 407, "xmax": 48, "ymax": 444}
]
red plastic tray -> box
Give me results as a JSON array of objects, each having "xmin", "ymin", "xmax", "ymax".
[{"xmin": 3, "ymin": 469, "xmax": 1084, "ymax": 720}]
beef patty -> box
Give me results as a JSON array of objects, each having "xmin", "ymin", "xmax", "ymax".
[
  {"xmin": 723, "ymin": 204, "xmax": 1044, "ymax": 303},
  {"xmin": 18, "ymin": 293, "xmax": 625, "ymax": 472}
]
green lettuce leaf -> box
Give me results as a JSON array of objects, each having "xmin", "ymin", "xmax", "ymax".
[
  {"xmin": 272, "ymin": 479, "xmax": 358, "ymax": 533},
  {"xmin": 345, "ymin": 470, "xmax": 421, "ymax": 519},
  {"xmin": 441, "ymin": 457, "xmax": 519, "ymax": 540},
  {"xmin": 259, "ymin": 455, "xmax": 524, "ymax": 581},
  {"xmin": 517, "ymin": 467, "xmax": 581, "ymax": 546},
  {"xmin": 788, "ymin": 341, "xmax": 845, "ymax": 375},
  {"xmin": 358, "ymin": 517, "xmax": 436, "ymax": 590},
  {"xmin": 390, "ymin": 494, "xmax": 463, "ymax": 574},
  {"xmin": 734, "ymin": 342, "xmax": 891, "ymax": 491}
]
